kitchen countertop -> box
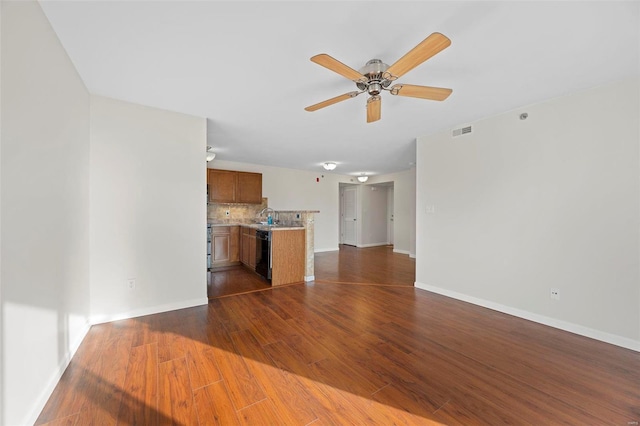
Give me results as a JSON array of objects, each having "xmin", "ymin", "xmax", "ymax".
[
  {"xmin": 208, "ymin": 222, "xmax": 304, "ymax": 231},
  {"xmin": 273, "ymin": 210, "xmax": 319, "ymax": 213}
]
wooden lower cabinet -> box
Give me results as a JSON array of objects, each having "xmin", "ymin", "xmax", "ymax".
[
  {"xmin": 234, "ymin": 226, "xmax": 305, "ymax": 285},
  {"xmin": 240, "ymin": 226, "xmax": 257, "ymax": 269},
  {"xmin": 271, "ymin": 229, "xmax": 305, "ymax": 286},
  {"xmin": 211, "ymin": 226, "xmax": 239, "ymax": 268}
]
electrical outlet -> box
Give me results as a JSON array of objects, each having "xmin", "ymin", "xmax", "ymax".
[
  {"xmin": 127, "ymin": 279, "xmax": 136, "ymax": 291},
  {"xmin": 550, "ymin": 288, "xmax": 560, "ymax": 300}
]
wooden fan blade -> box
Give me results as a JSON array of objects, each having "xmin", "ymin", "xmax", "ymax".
[
  {"xmin": 367, "ymin": 96, "xmax": 381, "ymax": 123},
  {"xmin": 386, "ymin": 32, "xmax": 451, "ymax": 79},
  {"xmin": 305, "ymin": 91, "xmax": 360, "ymax": 112},
  {"xmin": 390, "ymin": 84, "xmax": 452, "ymax": 101},
  {"xmin": 311, "ymin": 54, "xmax": 366, "ymax": 82}
]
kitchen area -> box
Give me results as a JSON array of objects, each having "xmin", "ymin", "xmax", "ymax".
[{"xmin": 207, "ymin": 168, "xmax": 318, "ymax": 298}]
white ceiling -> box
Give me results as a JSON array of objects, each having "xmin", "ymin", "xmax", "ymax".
[{"xmin": 40, "ymin": 1, "xmax": 639, "ymax": 177}]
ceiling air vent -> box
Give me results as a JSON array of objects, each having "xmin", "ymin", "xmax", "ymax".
[{"xmin": 452, "ymin": 125, "xmax": 472, "ymax": 138}]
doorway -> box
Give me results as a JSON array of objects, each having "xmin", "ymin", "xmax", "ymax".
[
  {"xmin": 339, "ymin": 182, "xmax": 395, "ymax": 247},
  {"xmin": 340, "ymin": 184, "xmax": 358, "ymax": 246}
]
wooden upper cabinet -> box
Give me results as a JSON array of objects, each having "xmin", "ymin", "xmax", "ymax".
[
  {"xmin": 208, "ymin": 169, "xmax": 236, "ymax": 203},
  {"xmin": 236, "ymin": 172, "xmax": 262, "ymax": 204},
  {"xmin": 208, "ymin": 169, "xmax": 262, "ymax": 204}
]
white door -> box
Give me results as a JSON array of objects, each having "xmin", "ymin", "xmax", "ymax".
[{"xmin": 342, "ymin": 186, "xmax": 357, "ymax": 246}]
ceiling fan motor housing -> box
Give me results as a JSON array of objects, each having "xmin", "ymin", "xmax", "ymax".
[{"xmin": 357, "ymin": 59, "xmax": 392, "ymax": 95}]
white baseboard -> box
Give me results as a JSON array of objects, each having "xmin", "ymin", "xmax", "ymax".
[
  {"xmin": 314, "ymin": 247, "xmax": 339, "ymax": 253},
  {"xmin": 26, "ymin": 320, "xmax": 92, "ymax": 426},
  {"xmin": 415, "ymin": 281, "xmax": 640, "ymax": 353},
  {"xmin": 393, "ymin": 248, "xmax": 410, "ymax": 255},
  {"xmin": 304, "ymin": 275, "xmax": 315, "ymax": 282},
  {"xmin": 90, "ymin": 297, "xmax": 209, "ymax": 325},
  {"xmin": 409, "ymin": 253, "xmax": 416, "ymax": 259},
  {"xmin": 357, "ymin": 243, "xmax": 389, "ymax": 248}
]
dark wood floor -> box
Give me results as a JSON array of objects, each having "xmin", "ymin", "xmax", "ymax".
[{"xmin": 38, "ymin": 247, "xmax": 639, "ymax": 425}]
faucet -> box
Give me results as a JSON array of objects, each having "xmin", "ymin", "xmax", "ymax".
[
  {"xmin": 257, "ymin": 207, "xmax": 276, "ymax": 224},
  {"xmin": 258, "ymin": 207, "xmax": 274, "ymax": 217}
]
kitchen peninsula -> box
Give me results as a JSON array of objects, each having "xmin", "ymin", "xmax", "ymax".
[{"xmin": 207, "ymin": 203, "xmax": 318, "ymax": 286}]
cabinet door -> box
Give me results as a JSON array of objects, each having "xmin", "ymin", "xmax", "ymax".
[
  {"xmin": 236, "ymin": 172, "xmax": 262, "ymax": 204},
  {"xmin": 212, "ymin": 234, "xmax": 230, "ymax": 262},
  {"xmin": 229, "ymin": 226, "xmax": 240, "ymax": 262},
  {"xmin": 241, "ymin": 233, "xmax": 250, "ymax": 266},
  {"xmin": 240, "ymin": 229, "xmax": 257, "ymax": 269},
  {"xmin": 248, "ymin": 235, "xmax": 257, "ymax": 269},
  {"xmin": 209, "ymin": 169, "xmax": 237, "ymax": 203}
]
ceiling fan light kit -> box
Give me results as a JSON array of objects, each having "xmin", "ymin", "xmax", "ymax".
[
  {"xmin": 357, "ymin": 174, "xmax": 369, "ymax": 183},
  {"xmin": 305, "ymin": 32, "xmax": 453, "ymax": 123}
]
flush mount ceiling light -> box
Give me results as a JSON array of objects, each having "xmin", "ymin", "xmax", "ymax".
[
  {"xmin": 206, "ymin": 146, "xmax": 216, "ymax": 162},
  {"xmin": 357, "ymin": 174, "xmax": 369, "ymax": 183},
  {"xmin": 323, "ymin": 162, "xmax": 337, "ymax": 171}
]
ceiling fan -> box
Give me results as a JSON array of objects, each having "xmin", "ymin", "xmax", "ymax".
[{"xmin": 305, "ymin": 32, "xmax": 452, "ymax": 123}]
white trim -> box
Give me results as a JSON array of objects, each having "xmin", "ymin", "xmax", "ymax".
[
  {"xmin": 26, "ymin": 321, "xmax": 92, "ymax": 426},
  {"xmin": 409, "ymin": 253, "xmax": 416, "ymax": 259},
  {"xmin": 415, "ymin": 281, "xmax": 640, "ymax": 353},
  {"xmin": 314, "ymin": 247, "xmax": 339, "ymax": 253},
  {"xmin": 393, "ymin": 248, "xmax": 410, "ymax": 255},
  {"xmin": 90, "ymin": 297, "xmax": 209, "ymax": 325},
  {"xmin": 357, "ymin": 242, "xmax": 389, "ymax": 248},
  {"xmin": 304, "ymin": 275, "xmax": 315, "ymax": 282}
]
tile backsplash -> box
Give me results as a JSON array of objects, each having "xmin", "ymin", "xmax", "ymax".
[{"xmin": 207, "ymin": 198, "xmax": 268, "ymax": 223}]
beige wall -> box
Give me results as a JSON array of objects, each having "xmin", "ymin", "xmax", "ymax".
[
  {"xmin": 1, "ymin": 2, "xmax": 91, "ymax": 423},
  {"xmin": 367, "ymin": 168, "xmax": 417, "ymax": 256},
  {"xmin": 416, "ymin": 77, "xmax": 640, "ymax": 350},
  {"xmin": 90, "ymin": 96, "xmax": 207, "ymax": 323},
  {"xmin": 1, "ymin": 8, "xmax": 209, "ymax": 418},
  {"xmin": 358, "ymin": 184, "xmax": 391, "ymax": 247}
]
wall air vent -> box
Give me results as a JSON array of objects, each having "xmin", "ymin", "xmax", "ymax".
[{"xmin": 452, "ymin": 125, "xmax": 472, "ymax": 138}]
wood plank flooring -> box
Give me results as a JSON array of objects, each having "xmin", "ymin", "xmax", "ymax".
[
  {"xmin": 207, "ymin": 265, "xmax": 271, "ymax": 299},
  {"xmin": 38, "ymin": 247, "xmax": 639, "ymax": 425},
  {"xmin": 315, "ymin": 244, "xmax": 415, "ymax": 286},
  {"xmin": 208, "ymin": 245, "xmax": 414, "ymax": 299}
]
